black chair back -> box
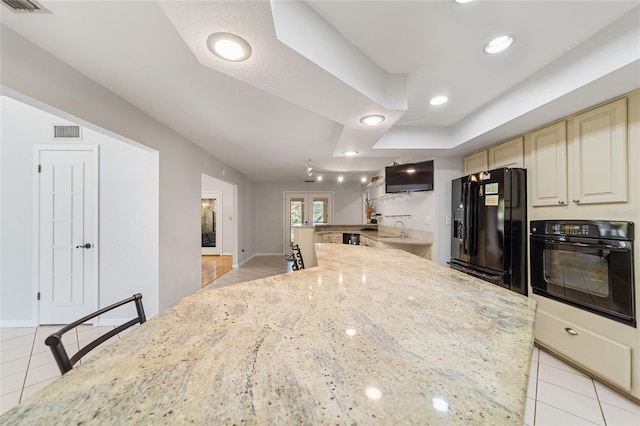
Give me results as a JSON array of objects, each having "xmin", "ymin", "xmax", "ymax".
[
  {"xmin": 285, "ymin": 244, "xmax": 305, "ymax": 271},
  {"xmin": 45, "ymin": 293, "xmax": 146, "ymax": 375}
]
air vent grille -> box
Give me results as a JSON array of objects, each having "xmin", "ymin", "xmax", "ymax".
[
  {"xmin": 2, "ymin": 0, "xmax": 50, "ymax": 13},
  {"xmin": 53, "ymin": 125, "xmax": 82, "ymax": 140}
]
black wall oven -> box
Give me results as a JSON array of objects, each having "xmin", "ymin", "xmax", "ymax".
[{"xmin": 530, "ymin": 220, "xmax": 635, "ymax": 327}]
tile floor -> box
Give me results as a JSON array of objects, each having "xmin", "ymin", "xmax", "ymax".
[
  {"xmin": 527, "ymin": 346, "xmax": 640, "ymax": 425},
  {"xmin": 2, "ymin": 255, "xmax": 639, "ymax": 424}
]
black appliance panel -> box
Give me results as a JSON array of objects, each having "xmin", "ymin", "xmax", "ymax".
[
  {"xmin": 530, "ymin": 220, "xmax": 635, "ymax": 327},
  {"xmin": 343, "ymin": 233, "xmax": 360, "ymax": 245},
  {"xmin": 450, "ymin": 168, "xmax": 527, "ymax": 295}
]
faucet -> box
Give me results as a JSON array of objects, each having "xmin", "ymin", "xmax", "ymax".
[{"xmin": 394, "ymin": 220, "xmax": 405, "ymax": 239}]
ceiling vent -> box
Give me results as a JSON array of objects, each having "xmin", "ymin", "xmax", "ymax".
[
  {"xmin": 53, "ymin": 124, "xmax": 82, "ymax": 140},
  {"xmin": 1, "ymin": 0, "xmax": 50, "ymax": 13}
]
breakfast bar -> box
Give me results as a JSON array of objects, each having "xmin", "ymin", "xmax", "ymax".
[{"xmin": 1, "ymin": 244, "xmax": 536, "ymax": 424}]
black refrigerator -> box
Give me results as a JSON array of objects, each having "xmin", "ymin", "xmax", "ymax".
[{"xmin": 450, "ymin": 167, "xmax": 528, "ymax": 295}]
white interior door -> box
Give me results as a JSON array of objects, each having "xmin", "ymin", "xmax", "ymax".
[
  {"xmin": 37, "ymin": 147, "xmax": 98, "ymax": 324},
  {"xmin": 284, "ymin": 192, "xmax": 332, "ymax": 249},
  {"xmin": 201, "ymin": 191, "xmax": 222, "ymax": 255}
]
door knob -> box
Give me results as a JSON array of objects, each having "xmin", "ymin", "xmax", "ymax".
[{"xmin": 75, "ymin": 243, "xmax": 92, "ymax": 249}]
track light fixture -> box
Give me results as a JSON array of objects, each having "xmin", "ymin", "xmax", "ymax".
[{"xmin": 302, "ymin": 158, "xmax": 370, "ymax": 184}]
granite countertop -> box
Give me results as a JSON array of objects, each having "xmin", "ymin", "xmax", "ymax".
[
  {"xmin": 1, "ymin": 244, "xmax": 536, "ymax": 425},
  {"xmin": 315, "ymin": 227, "xmax": 431, "ymax": 246},
  {"xmin": 372, "ymin": 234, "xmax": 431, "ymax": 245}
]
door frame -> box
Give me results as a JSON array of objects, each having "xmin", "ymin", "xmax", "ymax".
[
  {"xmin": 201, "ymin": 190, "xmax": 222, "ymax": 255},
  {"xmin": 283, "ymin": 191, "xmax": 333, "ymax": 253},
  {"xmin": 32, "ymin": 145, "xmax": 99, "ymax": 326}
]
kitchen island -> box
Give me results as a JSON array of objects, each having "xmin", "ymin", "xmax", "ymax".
[{"xmin": 1, "ymin": 244, "xmax": 536, "ymax": 424}]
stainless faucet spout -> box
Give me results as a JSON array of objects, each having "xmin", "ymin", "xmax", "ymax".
[{"xmin": 394, "ymin": 220, "xmax": 405, "ymax": 239}]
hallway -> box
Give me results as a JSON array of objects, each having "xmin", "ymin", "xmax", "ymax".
[{"xmin": 201, "ymin": 255, "xmax": 233, "ymax": 287}]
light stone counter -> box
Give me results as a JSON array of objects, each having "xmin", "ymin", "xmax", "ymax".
[{"xmin": 1, "ymin": 244, "xmax": 536, "ymax": 425}]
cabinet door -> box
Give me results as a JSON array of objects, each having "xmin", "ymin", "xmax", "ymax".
[
  {"xmin": 536, "ymin": 310, "xmax": 631, "ymax": 390},
  {"xmin": 332, "ymin": 233, "xmax": 342, "ymax": 243},
  {"xmin": 463, "ymin": 151, "xmax": 488, "ymax": 175},
  {"xmin": 572, "ymin": 98, "xmax": 628, "ymax": 205},
  {"xmin": 489, "ymin": 136, "xmax": 523, "ymax": 169},
  {"xmin": 529, "ymin": 121, "xmax": 568, "ymax": 206}
]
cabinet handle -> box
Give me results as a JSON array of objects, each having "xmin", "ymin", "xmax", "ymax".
[
  {"xmin": 572, "ymin": 199, "xmax": 580, "ymax": 204},
  {"xmin": 557, "ymin": 200, "xmax": 565, "ymax": 205},
  {"xmin": 564, "ymin": 327, "xmax": 579, "ymax": 336}
]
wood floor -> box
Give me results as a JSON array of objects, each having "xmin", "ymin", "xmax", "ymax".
[{"xmin": 202, "ymin": 255, "xmax": 233, "ymax": 287}]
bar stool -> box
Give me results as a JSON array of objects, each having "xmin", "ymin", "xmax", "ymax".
[{"xmin": 285, "ymin": 244, "xmax": 305, "ymax": 271}]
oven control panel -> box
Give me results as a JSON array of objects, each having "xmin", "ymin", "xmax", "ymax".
[
  {"xmin": 550, "ymin": 223, "xmax": 591, "ymax": 236},
  {"xmin": 530, "ymin": 220, "xmax": 634, "ymax": 241}
]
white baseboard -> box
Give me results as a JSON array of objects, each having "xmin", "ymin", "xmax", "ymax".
[
  {"xmin": 237, "ymin": 253, "xmax": 256, "ymax": 267},
  {"xmin": 254, "ymin": 252, "xmax": 286, "ymax": 256},
  {"xmin": 0, "ymin": 320, "xmax": 36, "ymax": 328}
]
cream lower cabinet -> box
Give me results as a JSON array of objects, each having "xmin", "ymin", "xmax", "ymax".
[
  {"xmin": 536, "ymin": 310, "xmax": 631, "ymax": 391},
  {"xmin": 529, "ymin": 98, "xmax": 628, "ymax": 207},
  {"xmin": 360, "ymin": 236, "xmax": 378, "ymax": 248},
  {"xmin": 320, "ymin": 233, "xmax": 343, "ymax": 244}
]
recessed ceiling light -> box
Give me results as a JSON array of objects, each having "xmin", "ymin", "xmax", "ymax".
[
  {"xmin": 317, "ymin": 175, "xmax": 323, "ymax": 181},
  {"xmin": 360, "ymin": 176, "xmax": 367, "ymax": 183},
  {"xmin": 430, "ymin": 96, "xmax": 448, "ymax": 106},
  {"xmin": 343, "ymin": 151, "xmax": 359, "ymax": 157},
  {"xmin": 484, "ymin": 35, "xmax": 515, "ymax": 54},
  {"xmin": 360, "ymin": 115, "xmax": 385, "ymax": 126},
  {"xmin": 207, "ymin": 32, "xmax": 252, "ymax": 62},
  {"xmin": 454, "ymin": 0, "xmax": 473, "ymax": 3},
  {"xmin": 337, "ymin": 175, "xmax": 344, "ymax": 182}
]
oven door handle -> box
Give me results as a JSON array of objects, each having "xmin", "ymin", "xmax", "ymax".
[{"xmin": 536, "ymin": 238, "xmax": 630, "ymax": 251}]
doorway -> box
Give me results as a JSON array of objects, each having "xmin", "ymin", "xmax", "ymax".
[
  {"xmin": 201, "ymin": 191, "xmax": 222, "ymax": 255},
  {"xmin": 201, "ymin": 173, "xmax": 237, "ymax": 286},
  {"xmin": 34, "ymin": 145, "xmax": 98, "ymax": 324},
  {"xmin": 284, "ymin": 192, "xmax": 333, "ymax": 250}
]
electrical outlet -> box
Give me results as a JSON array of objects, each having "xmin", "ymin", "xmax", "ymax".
[
  {"xmin": 445, "ymin": 215, "xmax": 451, "ymax": 225},
  {"xmin": 426, "ymin": 216, "xmax": 431, "ymax": 225}
]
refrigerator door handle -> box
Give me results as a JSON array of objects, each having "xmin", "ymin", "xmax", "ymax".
[{"xmin": 463, "ymin": 181, "xmax": 479, "ymax": 256}]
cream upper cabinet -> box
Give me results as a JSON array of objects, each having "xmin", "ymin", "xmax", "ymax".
[
  {"xmin": 463, "ymin": 150, "xmax": 488, "ymax": 175},
  {"xmin": 572, "ymin": 98, "xmax": 628, "ymax": 205},
  {"xmin": 529, "ymin": 121, "xmax": 568, "ymax": 206},
  {"xmin": 488, "ymin": 136, "xmax": 524, "ymax": 169}
]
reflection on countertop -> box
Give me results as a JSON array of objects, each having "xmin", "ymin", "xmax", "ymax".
[{"xmin": 1, "ymin": 244, "xmax": 536, "ymax": 425}]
